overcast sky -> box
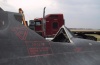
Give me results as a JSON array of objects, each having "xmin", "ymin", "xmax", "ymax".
[{"xmin": 0, "ymin": 0, "xmax": 100, "ymax": 29}]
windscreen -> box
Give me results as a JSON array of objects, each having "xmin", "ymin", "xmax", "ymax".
[
  {"xmin": 65, "ymin": 26, "xmax": 77, "ymax": 38},
  {"xmin": 14, "ymin": 13, "xmax": 22, "ymax": 23}
]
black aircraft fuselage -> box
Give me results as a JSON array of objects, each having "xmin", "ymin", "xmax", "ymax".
[{"xmin": 0, "ymin": 8, "xmax": 100, "ymax": 65}]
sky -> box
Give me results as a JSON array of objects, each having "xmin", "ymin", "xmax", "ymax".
[{"xmin": 0, "ymin": 0, "xmax": 100, "ymax": 29}]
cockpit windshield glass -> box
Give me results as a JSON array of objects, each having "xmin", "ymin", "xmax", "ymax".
[
  {"xmin": 14, "ymin": 14, "xmax": 22, "ymax": 23},
  {"xmin": 65, "ymin": 26, "xmax": 77, "ymax": 38}
]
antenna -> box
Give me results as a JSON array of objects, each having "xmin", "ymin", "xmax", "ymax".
[
  {"xmin": 42, "ymin": 7, "xmax": 46, "ymax": 37},
  {"xmin": 43, "ymin": 7, "xmax": 46, "ymax": 18}
]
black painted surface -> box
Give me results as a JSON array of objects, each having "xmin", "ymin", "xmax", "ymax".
[{"xmin": 1, "ymin": 9, "xmax": 100, "ymax": 65}]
